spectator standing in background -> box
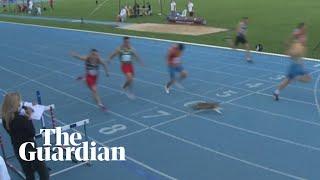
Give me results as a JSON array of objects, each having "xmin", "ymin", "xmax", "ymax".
[
  {"xmin": 36, "ymin": 5, "xmax": 41, "ymax": 15},
  {"xmin": 119, "ymin": 6, "xmax": 127, "ymax": 22},
  {"xmin": 137, "ymin": 4, "xmax": 142, "ymax": 16},
  {"xmin": 170, "ymin": 0, "xmax": 176, "ymax": 16},
  {"xmin": 187, "ymin": 0, "xmax": 194, "ymax": 17},
  {"xmin": 49, "ymin": 0, "xmax": 54, "ymax": 9},
  {"xmin": 28, "ymin": 0, "xmax": 33, "ymax": 14},
  {"xmin": 133, "ymin": 3, "xmax": 137, "ymax": 17},
  {"xmin": 146, "ymin": 2, "xmax": 152, "ymax": 15},
  {"xmin": 181, "ymin": 8, "xmax": 187, "ymax": 17}
]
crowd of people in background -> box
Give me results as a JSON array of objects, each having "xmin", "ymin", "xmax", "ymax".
[
  {"xmin": 118, "ymin": 0, "xmax": 195, "ymax": 22},
  {"xmin": 118, "ymin": 2, "xmax": 152, "ymax": 22},
  {"xmin": 1, "ymin": 0, "xmax": 53, "ymax": 15}
]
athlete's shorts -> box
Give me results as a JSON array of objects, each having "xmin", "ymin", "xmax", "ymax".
[
  {"xmin": 86, "ymin": 74, "xmax": 98, "ymax": 90},
  {"xmin": 121, "ymin": 63, "xmax": 134, "ymax": 74},
  {"xmin": 235, "ymin": 35, "xmax": 247, "ymax": 46},
  {"xmin": 287, "ymin": 63, "xmax": 308, "ymax": 80},
  {"xmin": 168, "ymin": 65, "xmax": 184, "ymax": 79}
]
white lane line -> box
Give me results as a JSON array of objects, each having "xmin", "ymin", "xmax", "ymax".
[
  {"xmin": 314, "ymin": 74, "xmax": 320, "ymax": 119},
  {"xmin": 102, "ymin": 128, "xmax": 149, "ymax": 144},
  {"xmin": 50, "ymin": 162, "xmax": 89, "ymax": 177},
  {"xmin": 86, "ymin": 119, "xmax": 117, "ymax": 129},
  {"xmin": 130, "ymin": 107, "xmax": 158, "ymax": 116}
]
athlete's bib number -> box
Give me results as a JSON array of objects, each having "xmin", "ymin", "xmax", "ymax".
[
  {"xmin": 88, "ymin": 70, "xmax": 98, "ymax": 76},
  {"xmin": 122, "ymin": 54, "xmax": 132, "ymax": 62}
]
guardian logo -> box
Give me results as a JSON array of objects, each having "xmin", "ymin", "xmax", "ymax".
[{"xmin": 19, "ymin": 128, "xmax": 126, "ymax": 162}]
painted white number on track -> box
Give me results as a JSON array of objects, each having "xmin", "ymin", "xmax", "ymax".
[
  {"xmin": 142, "ymin": 110, "xmax": 171, "ymax": 119},
  {"xmin": 216, "ymin": 90, "xmax": 238, "ymax": 98},
  {"xmin": 313, "ymin": 64, "xmax": 320, "ymax": 68},
  {"xmin": 245, "ymin": 83, "xmax": 264, "ymax": 89},
  {"xmin": 269, "ymin": 75, "xmax": 285, "ymax": 81},
  {"xmin": 99, "ymin": 124, "xmax": 127, "ymax": 135}
]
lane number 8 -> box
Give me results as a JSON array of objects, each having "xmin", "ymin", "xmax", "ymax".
[{"xmin": 99, "ymin": 124, "xmax": 127, "ymax": 135}]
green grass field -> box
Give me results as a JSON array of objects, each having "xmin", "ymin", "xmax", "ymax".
[{"xmin": 1, "ymin": 0, "xmax": 320, "ymax": 57}]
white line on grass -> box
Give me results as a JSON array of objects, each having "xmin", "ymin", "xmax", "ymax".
[{"xmin": 88, "ymin": 0, "xmax": 111, "ymax": 17}]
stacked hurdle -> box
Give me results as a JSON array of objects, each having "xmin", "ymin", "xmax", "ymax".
[
  {"xmin": 0, "ymin": 91, "xmax": 91, "ymax": 179},
  {"xmin": 34, "ymin": 119, "xmax": 91, "ymax": 177},
  {"xmin": 35, "ymin": 91, "xmax": 91, "ymax": 176}
]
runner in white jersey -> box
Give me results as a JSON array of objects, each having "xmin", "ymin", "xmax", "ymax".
[
  {"xmin": 273, "ymin": 23, "xmax": 311, "ymax": 101},
  {"xmin": 108, "ymin": 36, "xmax": 143, "ymax": 99}
]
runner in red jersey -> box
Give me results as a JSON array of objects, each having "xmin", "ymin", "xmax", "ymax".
[
  {"xmin": 71, "ymin": 49, "xmax": 109, "ymax": 111},
  {"xmin": 165, "ymin": 43, "xmax": 187, "ymax": 94}
]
